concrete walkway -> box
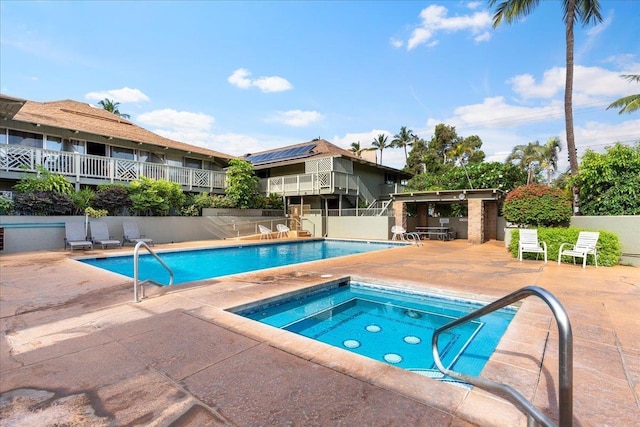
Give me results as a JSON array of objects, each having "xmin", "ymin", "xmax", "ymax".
[{"xmin": 1, "ymin": 239, "xmax": 638, "ymax": 426}]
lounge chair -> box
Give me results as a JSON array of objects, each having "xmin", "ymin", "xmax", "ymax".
[
  {"xmin": 276, "ymin": 223, "xmax": 290, "ymax": 238},
  {"xmin": 123, "ymin": 221, "xmax": 154, "ymax": 246},
  {"xmin": 558, "ymin": 231, "xmax": 599, "ymax": 268},
  {"xmin": 258, "ymin": 224, "xmax": 273, "ymax": 240},
  {"xmin": 390, "ymin": 225, "xmax": 422, "ymax": 246},
  {"xmin": 90, "ymin": 221, "xmax": 122, "ymax": 249},
  {"xmin": 518, "ymin": 229, "xmax": 547, "ymax": 263},
  {"xmin": 64, "ymin": 221, "xmax": 93, "ymax": 251}
]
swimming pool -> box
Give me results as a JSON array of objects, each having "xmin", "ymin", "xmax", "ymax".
[
  {"xmin": 231, "ymin": 280, "xmax": 516, "ymax": 381},
  {"xmin": 79, "ymin": 240, "xmax": 403, "ymax": 285}
]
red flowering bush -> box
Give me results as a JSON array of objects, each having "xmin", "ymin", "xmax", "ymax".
[{"xmin": 503, "ymin": 184, "xmax": 572, "ymax": 227}]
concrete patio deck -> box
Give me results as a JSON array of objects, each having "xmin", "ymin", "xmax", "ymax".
[{"xmin": 1, "ymin": 239, "xmax": 638, "ymax": 426}]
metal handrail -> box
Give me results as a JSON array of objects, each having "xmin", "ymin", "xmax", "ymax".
[
  {"xmin": 432, "ymin": 286, "xmax": 572, "ymax": 427},
  {"xmin": 133, "ymin": 241, "xmax": 174, "ymax": 303},
  {"xmin": 289, "ymin": 217, "xmax": 315, "ymax": 237}
]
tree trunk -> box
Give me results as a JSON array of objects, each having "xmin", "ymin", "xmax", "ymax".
[{"xmin": 565, "ymin": 0, "xmax": 578, "ymax": 175}]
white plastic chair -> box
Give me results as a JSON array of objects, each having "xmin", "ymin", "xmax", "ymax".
[
  {"xmin": 390, "ymin": 225, "xmax": 422, "ymax": 246},
  {"xmin": 258, "ymin": 224, "xmax": 273, "ymax": 240},
  {"xmin": 558, "ymin": 231, "xmax": 600, "ymax": 268},
  {"xmin": 518, "ymin": 229, "xmax": 547, "ymax": 263},
  {"xmin": 276, "ymin": 223, "xmax": 290, "ymax": 238}
]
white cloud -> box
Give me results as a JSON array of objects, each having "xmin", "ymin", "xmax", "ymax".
[
  {"xmin": 270, "ymin": 110, "xmax": 324, "ymax": 127},
  {"xmin": 508, "ymin": 65, "xmax": 640, "ymax": 102},
  {"xmin": 390, "ymin": 38, "xmax": 404, "ymax": 49},
  {"xmin": 136, "ymin": 109, "xmax": 214, "ymax": 132},
  {"xmin": 406, "ymin": 4, "xmax": 492, "ymax": 50},
  {"xmin": 252, "ymin": 76, "xmax": 293, "ymax": 93},
  {"xmin": 85, "ymin": 87, "xmax": 150, "ymax": 103},
  {"xmin": 227, "ymin": 68, "xmax": 293, "ymax": 93},
  {"xmin": 466, "ymin": 1, "xmax": 482, "ymax": 10},
  {"xmin": 227, "ymin": 68, "xmax": 252, "ymax": 89}
]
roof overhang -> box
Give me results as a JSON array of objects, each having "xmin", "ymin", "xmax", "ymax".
[
  {"xmin": 391, "ymin": 188, "xmax": 506, "ymax": 203},
  {"xmin": 0, "ymin": 94, "xmax": 27, "ymax": 120}
]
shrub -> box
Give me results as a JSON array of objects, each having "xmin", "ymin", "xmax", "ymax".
[
  {"xmin": 0, "ymin": 194, "xmax": 13, "ymax": 215},
  {"xmin": 129, "ymin": 177, "xmax": 185, "ymax": 216},
  {"xmin": 94, "ymin": 184, "xmax": 132, "ymax": 215},
  {"xmin": 71, "ymin": 188, "xmax": 96, "ymax": 215},
  {"xmin": 508, "ymin": 227, "xmax": 621, "ymax": 266},
  {"xmin": 13, "ymin": 166, "xmax": 74, "ymax": 195},
  {"xmin": 13, "ymin": 191, "xmax": 74, "ymax": 215},
  {"xmin": 503, "ymin": 184, "xmax": 572, "ymax": 227},
  {"xmin": 225, "ymin": 159, "xmax": 260, "ymax": 208}
]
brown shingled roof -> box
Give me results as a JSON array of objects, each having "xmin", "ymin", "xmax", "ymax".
[{"xmin": 11, "ymin": 98, "xmax": 234, "ymax": 160}]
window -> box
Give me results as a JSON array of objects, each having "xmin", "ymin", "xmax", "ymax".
[
  {"xmin": 0, "ymin": 128, "xmax": 6, "ymax": 144},
  {"xmin": 111, "ymin": 146, "xmax": 134, "ymax": 160},
  {"xmin": 184, "ymin": 157, "xmax": 202, "ymax": 169},
  {"xmin": 138, "ymin": 151, "xmax": 165, "ymax": 164},
  {"xmin": 45, "ymin": 136, "xmax": 62, "ymax": 151},
  {"xmin": 87, "ymin": 141, "xmax": 106, "ymax": 156},
  {"xmin": 8, "ymin": 130, "xmax": 43, "ymax": 148},
  {"xmin": 65, "ymin": 139, "xmax": 85, "ymax": 154}
]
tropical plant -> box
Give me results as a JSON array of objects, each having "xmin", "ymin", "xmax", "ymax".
[
  {"xmin": 349, "ymin": 141, "xmax": 372, "ymax": 157},
  {"xmin": 391, "ymin": 126, "xmax": 414, "ymax": 162},
  {"xmin": 225, "ymin": 159, "xmax": 260, "ymax": 209},
  {"xmin": 406, "ymin": 161, "xmax": 527, "ymax": 192},
  {"xmin": 371, "ymin": 134, "xmax": 391, "ymax": 164},
  {"xmin": 607, "ymin": 74, "xmax": 640, "ymax": 114},
  {"xmin": 0, "ymin": 194, "xmax": 14, "ymax": 215},
  {"xmin": 71, "ymin": 188, "xmax": 96, "ymax": 215},
  {"xmin": 570, "ymin": 142, "xmax": 640, "ymax": 215},
  {"xmin": 488, "ymin": 0, "xmax": 602, "ymax": 175},
  {"xmin": 502, "ymin": 184, "xmax": 572, "ymax": 227},
  {"xmin": 97, "ymin": 98, "xmax": 130, "ymax": 119},
  {"xmin": 13, "ymin": 166, "xmax": 74, "ymax": 195},
  {"xmin": 539, "ymin": 137, "xmax": 562, "ymax": 185},
  {"xmin": 129, "ymin": 177, "xmax": 184, "ymax": 216},
  {"xmin": 506, "ymin": 141, "xmax": 545, "ymax": 184}
]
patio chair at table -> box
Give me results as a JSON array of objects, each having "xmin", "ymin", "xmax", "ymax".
[
  {"xmin": 558, "ymin": 231, "xmax": 599, "ymax": 268},
  {"xmin": 518, "ymin": 229, "xmax": 547, "ymax": 263}
]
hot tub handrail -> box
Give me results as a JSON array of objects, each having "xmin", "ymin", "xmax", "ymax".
[
  {"xmin": 431, "ymin": 285, "xmax": 572, "ymax": 427},
  {"xmin": 133, "ymin": 241, "xmax": 174, "ymax": 303}
]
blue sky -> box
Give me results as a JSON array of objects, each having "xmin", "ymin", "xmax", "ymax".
[{"xmin": 1, "ymin": 1, "xmax": 639, "ymax": 171}]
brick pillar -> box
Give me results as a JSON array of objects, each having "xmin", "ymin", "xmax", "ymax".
[
  {"xmin": 485, "ymin": 201, "xmax": 498, "ymax": 241},
  {"xmin": 467, "ymin": 199, "xmax": 484, "ymax": 244},
  {"xmin": 392, "ymin": 200, "xmax": 406, "ymax": 229}
]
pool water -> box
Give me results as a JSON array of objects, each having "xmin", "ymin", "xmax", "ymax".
[
  {"xmin": 233, "ymin": 281, "xmax": 516, "ymax": 381},
  {"xmin": 79, "ymin": 240, "xmax": 402, "ymax": 285}
]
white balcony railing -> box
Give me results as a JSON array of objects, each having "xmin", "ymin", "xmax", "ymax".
[{"xmin": 0, "ymin": 146, "xmax": 226, "ymax": 190}]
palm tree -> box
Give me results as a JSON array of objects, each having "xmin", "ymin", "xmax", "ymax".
[
  {"xmin": 391, "ymin": 126, "xmax": 414, "ymax": 162},
  {"xmin": 98, "ymin": 98, "xmax": 130, "ymax": 119},
  {"xmin": 350, "ymin": 141, "xmax": 370, "ymax": 157},
  {"xmin": 506, "ymin": 141, "xmax": 544, "ymax": 184},
  {"xmin": 371, "ymin": 134, "xmax": 391, "ymax": 165},
  {"xmin": 607, "ymin": 74, "xmax": 640, "ymax": 114},
  {"xmin": 489, "ymin": 0, "xmax": 602, "ymax": 176},
  {"xmin": 540, "ymin": 137, "xmax": 562, "ymax": 185}
]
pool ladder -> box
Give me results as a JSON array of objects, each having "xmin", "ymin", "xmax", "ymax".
[
  {"xmin": 133, "ymin": 241, "xmax": 174, "ymax": 303},
  {"xmin": 432, "ymin": 286, "xmax": 572, "ymax": 427}
]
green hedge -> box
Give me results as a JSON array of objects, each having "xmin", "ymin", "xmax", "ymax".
[{"xmin": 508, "ymin": 227, "xmax": 621, "ymax": 267}]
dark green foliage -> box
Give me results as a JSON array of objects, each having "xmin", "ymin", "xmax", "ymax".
[
  {"xmin": 503, "ymin": 184, "xmax": 572, "ymax": 227},
  {"xmin": 508, "ymin": 227, "xmax": 621, "ymax": 266},
  {"xmin": 13, "ymin": 191, "xmax": 74, "ymax": 215},
  {"xmin": 225, "ymin": 159, "xmax": 260, "ymax": 209},
  {"xmin": 94, "ymin": 184, "xmax": 132, "ymax": 216},
  {"xmin": 261, "ymin": 193, "xmax": 285, "ymax": 210},
  {"xmin": 406, "ymin": 162, "xmax": 527, "ymax": 192},
  {"xmin": 571, "ymin": 143, "xmax": 640, "ymax": 215},
  {"xmin": 13, "ymin": 166, "xmax": 74, "ymax": 195}
]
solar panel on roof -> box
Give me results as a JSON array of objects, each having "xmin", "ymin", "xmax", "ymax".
[{"xmin": 246, "ymin": 143, "xmax": 317, "ymax": 165}]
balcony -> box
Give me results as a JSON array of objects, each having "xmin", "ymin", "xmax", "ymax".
[
  {"xmin": 260, "ymin": 171, "xmax": 362, "ymax": 197},
  {"xmin": 0, "ymin": 146, "xmax": 227, "ymax": 191}
]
